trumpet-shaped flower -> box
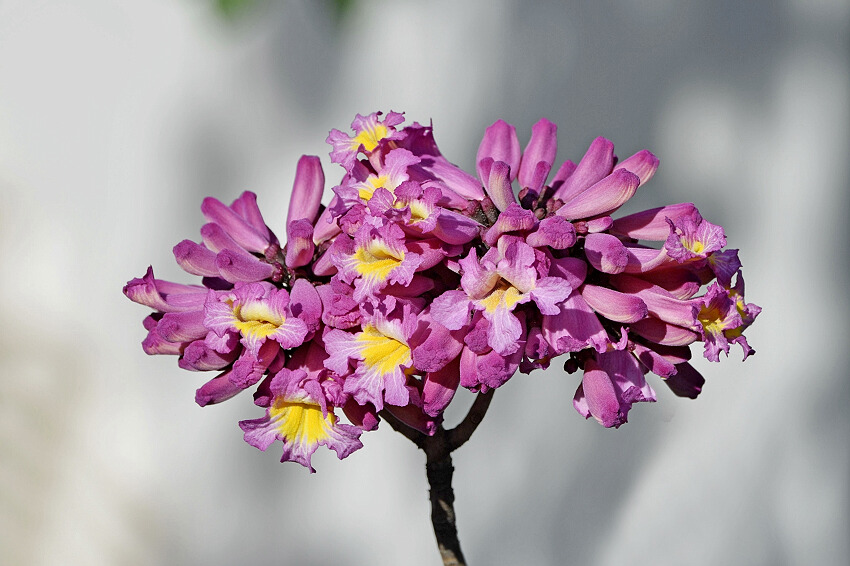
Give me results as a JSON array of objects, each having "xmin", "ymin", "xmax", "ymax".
[
  {"xmin": 695, "ymin": 277, "xmax": 760, "ymax": 361},
  {"xmin": 240, "ymin": 368, "xmax": 363, "ymax": 473},
  {"xmin": 323, "ymin": 302, "xmax": 419, "ymax": 411},
  {"xmin": 204, "ymin": 282, "xmax": 309, "ymax": 357},
  {"xmin": 665, "ymin": 211, "xmax": 726, "ymax": 263},
  {"xmin": 433, "ymin": 241, "xmax": 570, "ymax": 356},
  {"xmin": 331, "ymin": 222, "xmax": 423, "ymax": 302},
  {"xmin": 327, "ymin": 111, "xmax": 406, "ymax": 172}
]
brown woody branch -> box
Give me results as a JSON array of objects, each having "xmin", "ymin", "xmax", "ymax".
[{"xmin": 379, "ymin": 390, "xmax": 496, "ymax": 566}]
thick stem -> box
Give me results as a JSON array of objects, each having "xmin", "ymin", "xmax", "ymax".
[
  {"xmin": 380, "ymin": 390, "xmax": 495, "ymax": 566},
  {"xmin": 424, "ymin": 442, "xmax": 466, "ymax": 566}
]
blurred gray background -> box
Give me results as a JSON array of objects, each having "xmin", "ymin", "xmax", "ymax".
[{"xmin": 0, "ymin": 0, "xmax": 847, "ymax": 564}]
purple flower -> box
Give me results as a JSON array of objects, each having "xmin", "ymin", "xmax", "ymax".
[
  {"xmin": 203, "ymin": 282, "xmax": 309, "ymax": 357},
  {"xmin": 665, "ymin": 211, "xmax": 726, "ymax": 263},
  {"xmin": 323, "ymin": 301, "xmax": 419, "ymax": 411},
  {"xmin": 240, "ymin": 368, "xmax": 363, "ymax": 473},
  {"xmin": 173, "ymin": 191, "xmax": 283, "ymax": 285},
  {"xmin": 432, "ymin": 241, "xmax": 570, "ymax": 357},
  {"xmin": 333, "ymin": 148, "xmax": 421, "ymax": 211},
  {"xmin": 284, "ymin": 155, "xmax": 325, "ymax": 269},
  {"xmin": 695, "ymin": 276, "xmax": 760, "ymax": 361},
  {"xmin": 573, "ymin": 351, "xmax": 656, "ymax": 429},
  {"xmin": 327, "ymin": 111, "xmax": 406, "ymax": 172},
  {"xmin": 330, "ymin": 222, "xmax": 423, "ymax": 303}
]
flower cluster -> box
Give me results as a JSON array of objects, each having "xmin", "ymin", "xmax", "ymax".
[{"xmin": 125, "ymin": 111, "xmax": 760, "ymax": 470}]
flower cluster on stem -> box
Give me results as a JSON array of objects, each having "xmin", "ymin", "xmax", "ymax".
[{"xmin": 125, "ymin": 110, "xmax": 760, "ymax": 471}]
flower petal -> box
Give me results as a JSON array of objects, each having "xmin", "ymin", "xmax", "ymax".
[
  {"xmin": 557, "ymin": 169, "xmax": 640, "ymax": 220},
  {"xmin": 552, "ymin": 136, "xmax": 615, "ymax": 202},
  {"xmin": 580, "ymin": 284, "xmax": 648, "ymax": 323},
  {"xmin": 287, "ymin": 155, "xmax": 325, "ymax": 225},
  {"xmin": 477, "ymin": 119, "xmax": 521, "ymax": 183},
  {"xmin": 518, "ymin": 118, "xmax": 558, "ymax": 191}
]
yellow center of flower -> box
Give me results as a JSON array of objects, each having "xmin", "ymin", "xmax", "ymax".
[
  {"xmin": 358, "ymin": 175, "xmax": 390, "ymax": 201},
  {"xmin": 357, "ymin": 324, "xmax": 412, "ymax": 375},
  {"xmin": 232, "ymin": 301, "xmax": 285, "ymax": 340},
  {"xmin": 684, "ymin": 238, "xmax": 705, "ymax": 255},
  {"xmin": 406, "ymin": 200, "xmax": 430, "ymax": 223},
  {"xmin": 351, "ymin": 123, "xmax": 389, "ymax": 153},
  {"xmin": 479, "ymin": 283, "xmax": 523, "ymax": 314},
  {"xmin": 353, "ymin": 240, "xmax": 404, "ymax": 281},
  {"xmin": 697, "ymin": 303, "xmax": 732, "ymax": 335},
  {"xmin": 271, "ymin": 398, "xmax": 336, "ymax": 445}
]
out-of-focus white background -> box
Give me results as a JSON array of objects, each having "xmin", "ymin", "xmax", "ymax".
[{"xmin": 1, "ymin": 1, "xmax": 847, "ymax": 564}]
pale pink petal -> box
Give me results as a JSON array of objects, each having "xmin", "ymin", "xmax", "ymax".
[
  {"xmin": 484, "ymin": 160, "xmax": 516, "ymax": 212},
  {"xmin": 529, "ymin": 277, "xmax": 572, "ymax": 315},
  {"xmin": 431, "ymin": 290, "xmax": 474, "ymax": 331},
  {"xmin": 486, "ymin": 306, "xmax": 523, "ymax": 356}
]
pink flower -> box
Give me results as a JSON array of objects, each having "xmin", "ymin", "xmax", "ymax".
[
  {"xmin": 240, "ymin": 368, "xmax": 363, "ymax": 473},
  {"xmin": 326, "ymin": 111, "xmax": 406, "ymax": 172},
  {"xmin": 323, "ymin": 300, "xmax": 419, "ymax": 411},
  {"xmin": 203, "ymin": 282, "xmax": 309, "ymax": 357}
]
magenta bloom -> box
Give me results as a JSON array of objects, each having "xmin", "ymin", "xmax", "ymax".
[
  {"xmin": 330, "ymin": 222, "xmax": 423, "ymax": 303},
  {"xmin": 240, "ymin": 367, "xmax": 363, "ymax": 473},
  {"xmin": 323, "ymin": 300, "xmax": 420, "ymax": 412},
  {"xmin": 203, "ymin": 282, "xmax": 309, "ymax": 357},
  {"xmin": 432, "ymin": 241, "xmax": 570, "ymax": 356},
  {"xmin": 125, "ymin": 110, "xmax": 761, "ymax": 472},
  {"xmin": 326, "ymin": 111, "xmax": 406, "ymax": 172}
]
